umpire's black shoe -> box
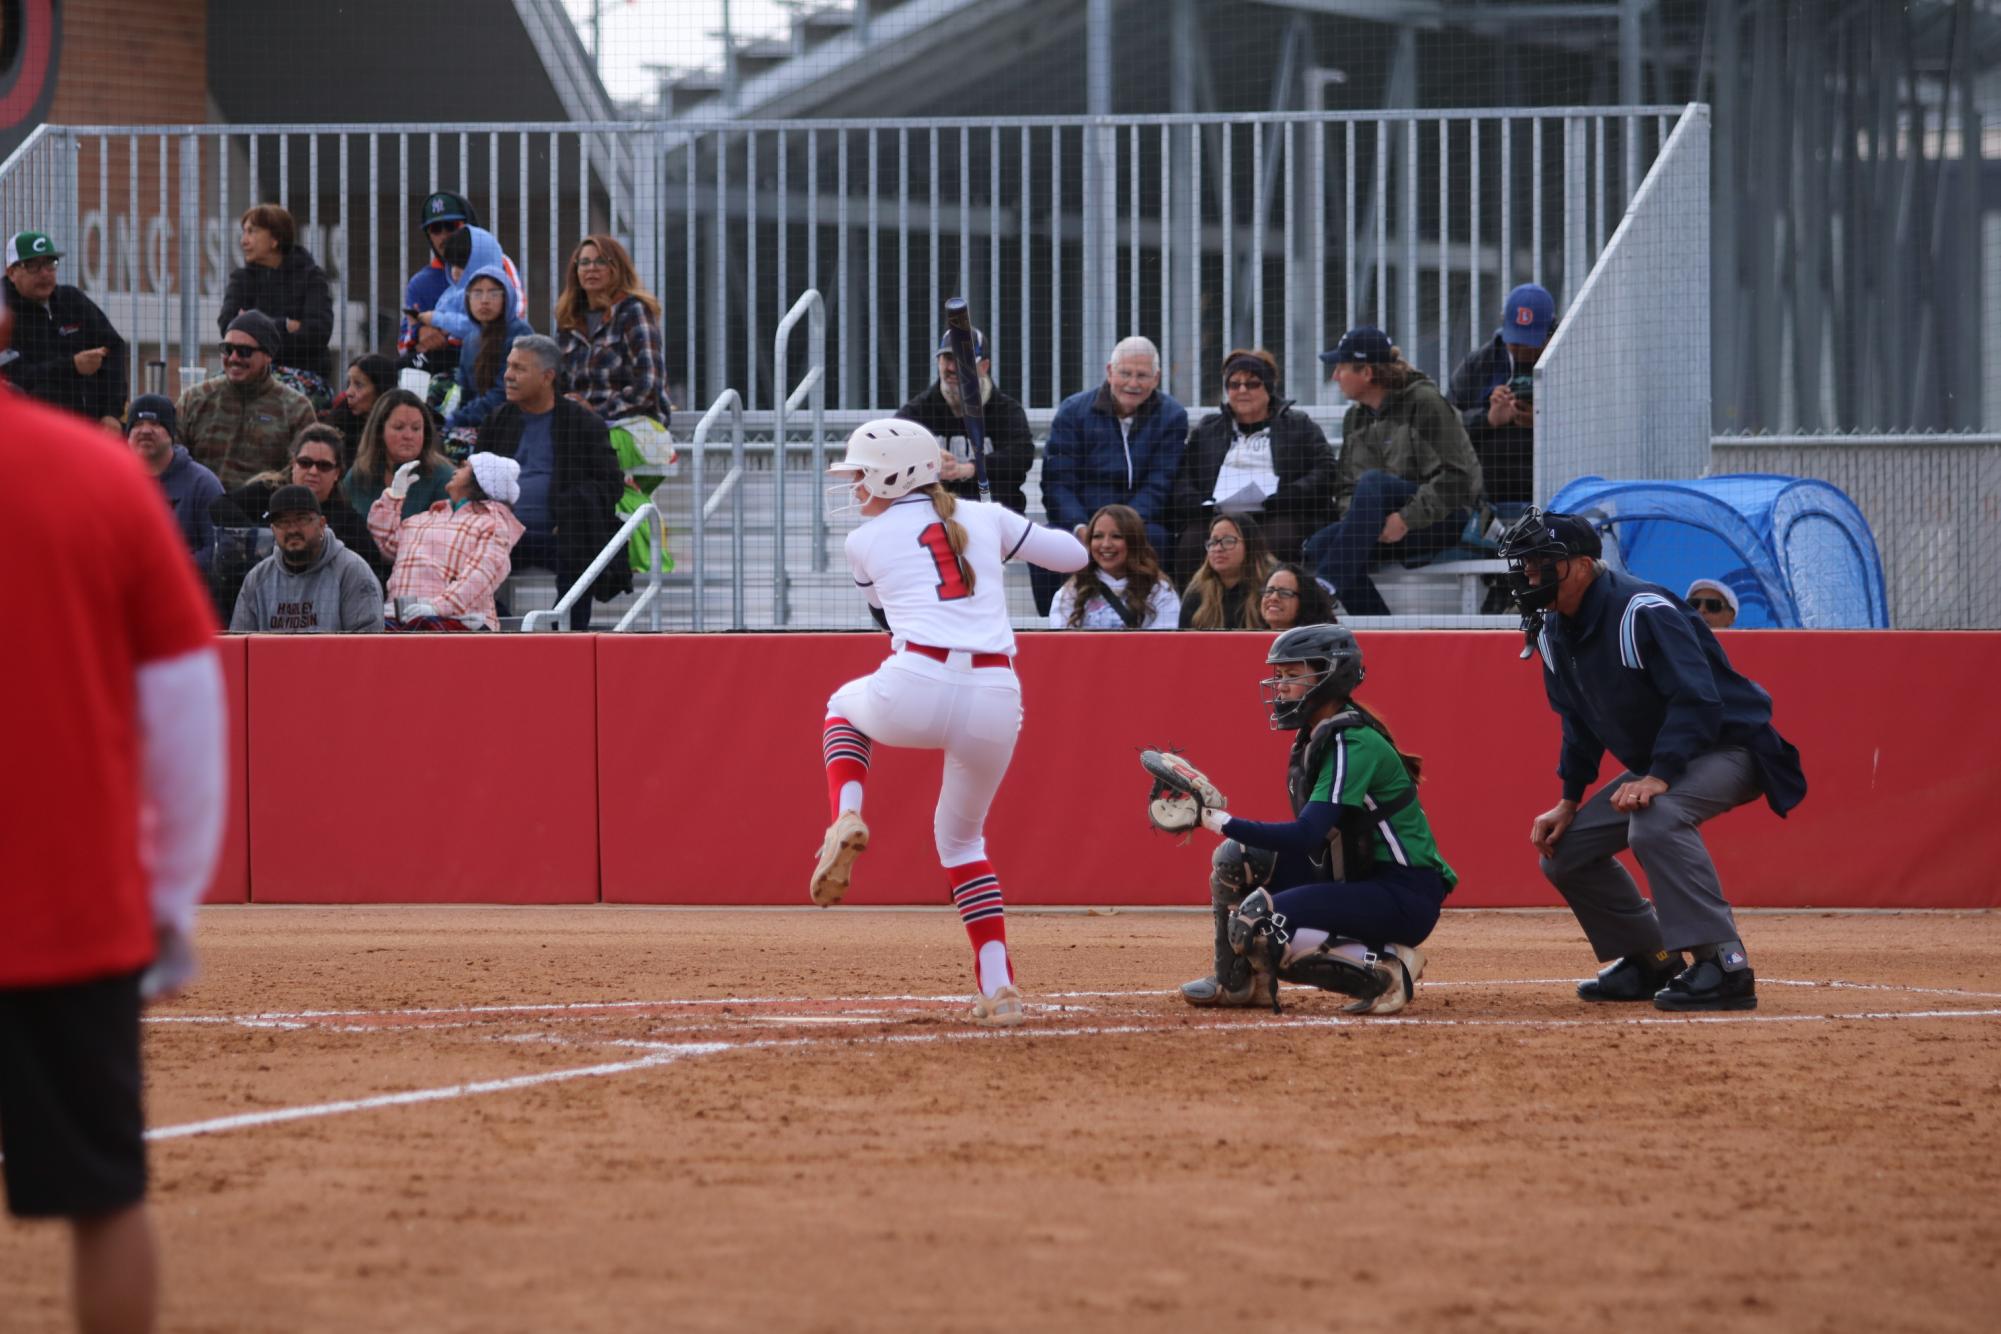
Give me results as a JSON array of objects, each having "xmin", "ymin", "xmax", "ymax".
[
  {"xmin": 1652, "ymin": 957, "xmax": 1758, "ymax": 1012},
  {"xmin": 1576, "ymin": 951, "xmax": 1684, "ymax": 1002}
]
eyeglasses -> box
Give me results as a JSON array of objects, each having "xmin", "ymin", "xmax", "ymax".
[
  {"xmin": 1204, "ymin": 536, "xmax": 1242, "ymax": 551},
  {"xmin": 1109, "ymin": 368, "xmax": 1156, "ymax": 383},
  {"xmin": 1690, "ymin": 597, "xmax": 1729, "ymax": 613},
  {"xmin": 425, "ymin": 221, "xmax": 463, "ymax": 235},
  {"xmin": 294, "ymin": 456, "xmax": 339, "ymax": 473},
  {"xmin": 221, "ymin": 343, "xmax": 262, "ymax": 361},
  {"xmin": 575, "ymin": 256, "xmax": 611, "ymax": 269},
  {"xmin": 1225, "ymin": 377, "xmax": 1265, "ymax": 391},
  {"xmin": 16, "ymin": 257, "xmax": 56, "ymax": 273},
  {"xmin": 1261, "ymin": 586, "xmax": 1299, "ymax": 600}
]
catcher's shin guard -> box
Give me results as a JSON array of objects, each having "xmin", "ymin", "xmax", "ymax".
[
  {"xmin": 1226, "ymin": 889, "xmax": 1289, "ymax": 1015},
  {"xmin": 1197, "ymin": 841, "xmax": 1275, "ymax": 1003}
]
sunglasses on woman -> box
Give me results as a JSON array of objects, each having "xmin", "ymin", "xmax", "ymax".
[
  {"xmin": 1690, "ymin": 597, "xmax": 1729, "ymax": 613},
  {"xmin": 294, "ymin": 456, "xmax": 339, "ymax": 473}
]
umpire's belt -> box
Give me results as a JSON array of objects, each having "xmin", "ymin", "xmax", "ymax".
[{"xmin": 906, "ymin": 643, "xmax": 1013, "ymax": 670}]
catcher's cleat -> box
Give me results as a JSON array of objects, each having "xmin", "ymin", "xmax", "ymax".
[
  {"xmin": 970, "ymin": 984, "xmax": 1027, "ymax": 1028},
  {"xmin": 1346, "ymin": 943, "xmax": 1425, "ymax": 1016},
  {"xmin": 1652, "ymin": 957, "xmax": 1757, "ymax": 1013},
  {"xmin": 1577, "ymin": 950, "xmax": 1683, "ymax": 1002},
  {"xmin": 1178, "ymin": 972, "xmax": 1274, "ymax": 1008},
  {"xmin": 808, "ymin": 810, "xmax": 870, "ymax": 907}
]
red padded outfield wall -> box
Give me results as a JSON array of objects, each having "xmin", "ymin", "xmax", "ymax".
[{"xmin": 209, "ymin": 631, "xmax": 2001, "ymax": 908}]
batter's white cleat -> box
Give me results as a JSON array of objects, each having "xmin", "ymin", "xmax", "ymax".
[
  {"xmin": 808, "ymin": 810, "xmax": 869, "ymax": 907},
  {"xmin": 970, "ymin": 984, "xmax": 1026, "ymax": 1028}
]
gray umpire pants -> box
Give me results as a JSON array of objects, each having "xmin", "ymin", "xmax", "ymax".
[{"xmin": 1539, "ymin": 747, "xmax": 1763, "ymax": 961}]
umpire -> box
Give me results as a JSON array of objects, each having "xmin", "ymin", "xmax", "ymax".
[{"xmin": 1498, "ymin": 509, "xmax": 1805, "ymax": 1012}]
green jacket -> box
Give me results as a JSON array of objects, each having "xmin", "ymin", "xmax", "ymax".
[
  {"xmin": 1333, "ymin": 372, "xmax": 1484, "ymax": 532},
  {"xmin": 177, "ymin": 371, "xmax": 318, "ymax": 491}
]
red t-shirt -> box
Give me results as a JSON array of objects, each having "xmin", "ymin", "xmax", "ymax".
[{"xmin": 0, "ymin": 392, "xmax": 219, "ymax": 987}]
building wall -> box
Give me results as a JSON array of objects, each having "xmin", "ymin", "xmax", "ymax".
[{"xmin": 48, "ymin": 0, "xmax": 208, "ymax": 126}]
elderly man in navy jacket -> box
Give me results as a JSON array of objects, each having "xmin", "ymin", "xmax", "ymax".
[
  {"xmin": 1500, "ymin": 509, "xmax": 1806, "ymax": 1012},
  {"xmin": 1036, "ymin": 335, "xmax": 1188, "ymax": 614}
]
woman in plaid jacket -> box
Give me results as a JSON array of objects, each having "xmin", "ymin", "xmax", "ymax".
[
  {"xmin": 367, "ymin": 453, "xmax": 526, "ymax": 632},
  {"xmin": 554, "ymin": 234, "xmax": 668, "ymax": 427}
]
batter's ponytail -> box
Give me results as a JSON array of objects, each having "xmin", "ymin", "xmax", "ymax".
[{"xmin": 926, "ymin": 485, "xmax": 977, "ymax": 596}]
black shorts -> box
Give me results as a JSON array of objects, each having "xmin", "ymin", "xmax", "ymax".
[{"xmin": 0, "ymin": 970, "xmax": 148, "ymax": 1219}]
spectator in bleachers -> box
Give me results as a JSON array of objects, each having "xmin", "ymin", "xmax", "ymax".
[
  {"xmin": 443, "ymin": 265, "xmax": 534, "ymax": 441},
  {"xmin": 229, "ymin": 484, "xmax": 383, "ymax": 634},
  {"xmin": 338, "ymin": 388, "xmax": 455, "ymax": 522},
  {"xmin": 1167, "ymin": 347, "xmax": 1336, "ymax": 585},
  {"xmin": 1048, "ymin": 504, "xmax": 1181, "ymax": 630},
  {"xmin": 554, "ymin": 234, "xmax": 669, "ymax": 428},
  {"xmin": 369, "ymin": 453, "xmax": 524, "ymax": 633},
  {"xmin": 1303, "ymin": 326, "xmax": 1484, "ymax": 618},
  {"xmin": 209, "ymin": 425, "xmax": 382, "ymax": 623},
  {"xmin": 1685, "ymin": 578, "xmax": 1738, "ymax": 630},
  {"xmin": 219, "ymin": 204, "xmax": 334, "ymax": 400},
  {"xmin": 1179, "ymin": 513, "xmax": 1275, "ymax": 631},
  {"xmin": 1257, "ymin": 563, "xmax": 1338, "ymax": 633},
  {"xmin": 479, "ymin": 335, "xmax": 629, "ymax": 632},
  {"xmin": 1037, "ymin": 335, "xmax": 1189, "ymax": 615},
  {"xmin": 1, "ymin": 230, "xmax": 127, "ymax": 428},
  {"xmin": 1447, "ymin": 282, "xmax": 1552, "ymax": 508},
  {"xmin": 894, "ymin": 324, "xmax": 1035, "ymax": 515},
  {"xmin": 399, "ymin": 195, "xmax": 526, "ymax": 376},
  {"xmin": 179, "ymin": 312, "xmax": 318, "ymax": 490},
  {"xmin": 323, "ymin": 353, "xmax": 394, "ymax": 467},
  {"xmin": 421, "ymin": 225, "xmax": 527, "ymax": 349},
  {"xmin": 126, "ymin": 394, "xmax": 220, "ymax": 571}
]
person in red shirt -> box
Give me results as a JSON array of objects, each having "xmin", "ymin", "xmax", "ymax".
[{"xmin": 0, "ymin": 298, "xmax": 227, "ymax": 1333}]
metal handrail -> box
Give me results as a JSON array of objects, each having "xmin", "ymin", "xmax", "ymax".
[
  {"xmin": 688, "ymin": 388, "xmax": 748, "ymax": 631},
  {"xmin": 770, "ymin": 289, "xmax": 827, "ymax": 626},
  {"xmin": 521, "ymin": 502, "xmax": 665, "ymax": 633}
]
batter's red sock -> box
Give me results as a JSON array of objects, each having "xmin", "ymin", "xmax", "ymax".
[
  {"xmin": 822, "ymin": 717, "xmax": 872, "ymax": 821},
  {"xmin": 947, "ymin": 859, "xmax": 1013, "ymax": 994}
]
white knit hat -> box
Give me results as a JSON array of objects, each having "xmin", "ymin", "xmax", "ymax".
[{"xmin": 468, "ymin": 452, "xmax": 521, "ymax": 506}]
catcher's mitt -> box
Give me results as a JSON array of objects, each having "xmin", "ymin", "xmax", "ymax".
[{"xmin": 1140, "ymin": 749, "xmax": 1227, "ymax": 835}]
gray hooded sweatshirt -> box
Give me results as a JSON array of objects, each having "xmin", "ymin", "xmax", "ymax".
[{"xmin": 230, "ymin": 525, "xmax": 385, "ymax": 633}]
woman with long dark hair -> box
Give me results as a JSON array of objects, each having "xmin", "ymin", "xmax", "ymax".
[
  {"xmin": 1049, "ymin": 504, "xmax": 1181, "ymax": 630},
  {"xmin": 444, "ymin": 265, "xmax": 534, "ymax": 439},
  {"xmin": 1178, "ymin": 512, "xmax": 1276, "ymax": 630},
  {"xmin": 339, "ymin": 388, "xmax": 454, "ymax": 521}
]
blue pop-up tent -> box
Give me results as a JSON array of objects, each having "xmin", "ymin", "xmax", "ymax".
[{"xmin": 1548, "ymin": 474, "xmax": 1889, "ymax": 628}]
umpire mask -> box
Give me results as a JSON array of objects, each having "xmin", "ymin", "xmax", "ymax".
[
  {"xmin": 1261, "ymin": 624, "xmax": 1365, "ymax": 731},
  {"xmin": 1497, "ymin": 507, "xmax": 1599, "ymax": 615}
]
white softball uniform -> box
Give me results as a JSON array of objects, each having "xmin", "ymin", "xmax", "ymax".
[{"xmin": 828, "ymin": 495, "xmax": 1086, "ymax": 864}]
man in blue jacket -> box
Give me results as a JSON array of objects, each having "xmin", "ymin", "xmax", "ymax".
[
  {"xmin": 1036, "ymin": 335, "xmax": 1188, "ymax": 613},
  {"xmin": 1500, "ymin": 509, "xmax": 1806, "ymax": 1012},
  {"xmin": 125, "ymin": 394, "xmax": 221, "ymax": 573}
]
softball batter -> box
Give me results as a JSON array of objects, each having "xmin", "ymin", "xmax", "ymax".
[{"xmin": 811, "ymin": 419, "xmax": 1087, "ymax": 1027}]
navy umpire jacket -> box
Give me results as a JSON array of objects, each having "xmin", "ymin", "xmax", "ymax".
[{"xmin": 1533, "ymin": 567, "xmax": 1806, "ymax": 815}]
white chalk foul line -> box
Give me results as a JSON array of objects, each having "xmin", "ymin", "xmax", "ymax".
[{"xmin": 144, "ymin": 1042, "xmax": 732, "ymax": 1143}]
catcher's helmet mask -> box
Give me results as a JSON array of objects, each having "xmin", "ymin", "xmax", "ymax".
[{"xmin": 1261, "ymin": 624, "xmax": 1366, "ymax": 730}]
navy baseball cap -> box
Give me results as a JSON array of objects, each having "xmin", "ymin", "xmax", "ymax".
[
  {"xmin": 936, "ymin": 326, "xmax": 986, "ymax": 360},
  {"xmin": 420, "ymin": 191, "xmax": 473, "ymax": 227},
  {"xmin": 1545, "ymin": 512, "xmax": 1601, "ymax": 558},
  {"xmin": 126, "ymin": 394, "xmax": 177, "ymax": 436},
  {"xmin": 264, "ymin": 484, "xmax": 322, "ymax": 520},
  {"xmin": 1320, "ymin": 326, "xmax": 1395, "ymax": 366},
  {"xmin": 1500, "ymin": 283, "xmax": 1555, "ymax": 346}
]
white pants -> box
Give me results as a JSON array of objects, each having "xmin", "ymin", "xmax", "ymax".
[{"xmin": 826, "ymin": 651, "xmax": 1023, "ymax": 866}]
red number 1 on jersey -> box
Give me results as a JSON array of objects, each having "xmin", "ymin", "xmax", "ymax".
[{"xmin": 917, "ymin": 522, "xmax": 971, "ymax": 601}]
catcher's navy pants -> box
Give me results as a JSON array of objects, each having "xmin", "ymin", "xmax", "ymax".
[{"xmin": 1267, "ymin": 856, "xmax": 1450, "ymax": 949}]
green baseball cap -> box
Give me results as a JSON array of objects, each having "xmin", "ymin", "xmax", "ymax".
[{"xmin": 5, "ymin": 231, "xmax": 63, "ymax": 266}]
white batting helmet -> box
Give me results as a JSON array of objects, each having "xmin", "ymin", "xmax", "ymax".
[{"xmin": 828, "ymin": 418, "xmax": 942, "ymax": 503}]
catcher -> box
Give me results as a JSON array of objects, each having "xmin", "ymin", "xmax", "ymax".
[{"xmin": 1142, "ymin": 625, "xmax": 1456, "ymax": 1013}]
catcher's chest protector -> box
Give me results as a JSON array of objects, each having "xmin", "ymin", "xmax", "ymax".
[{"xmin": 1286, "ymin": 712, "xmax": 1418, "ymax": 881}]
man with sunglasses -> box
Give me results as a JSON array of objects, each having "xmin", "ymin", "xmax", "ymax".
[
  {"xmin": 1, "ymin": 230, "xmax": 127, "ymax": 429},
  {"xmin": 176, "ymin": 310, "xmax": 317, "ymax": 490},
  {"xmin": 1684, "ymin": 578, "xmax": 1738, "ymax": 630},
  {"xmin": 126, "ymin": 394, "xmax": 221, "ymax": 572}
]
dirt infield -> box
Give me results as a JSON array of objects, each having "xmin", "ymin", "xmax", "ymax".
[{"xmin": 4, "ymin": 906, "xmax": 1998, "ymax": 1333}]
